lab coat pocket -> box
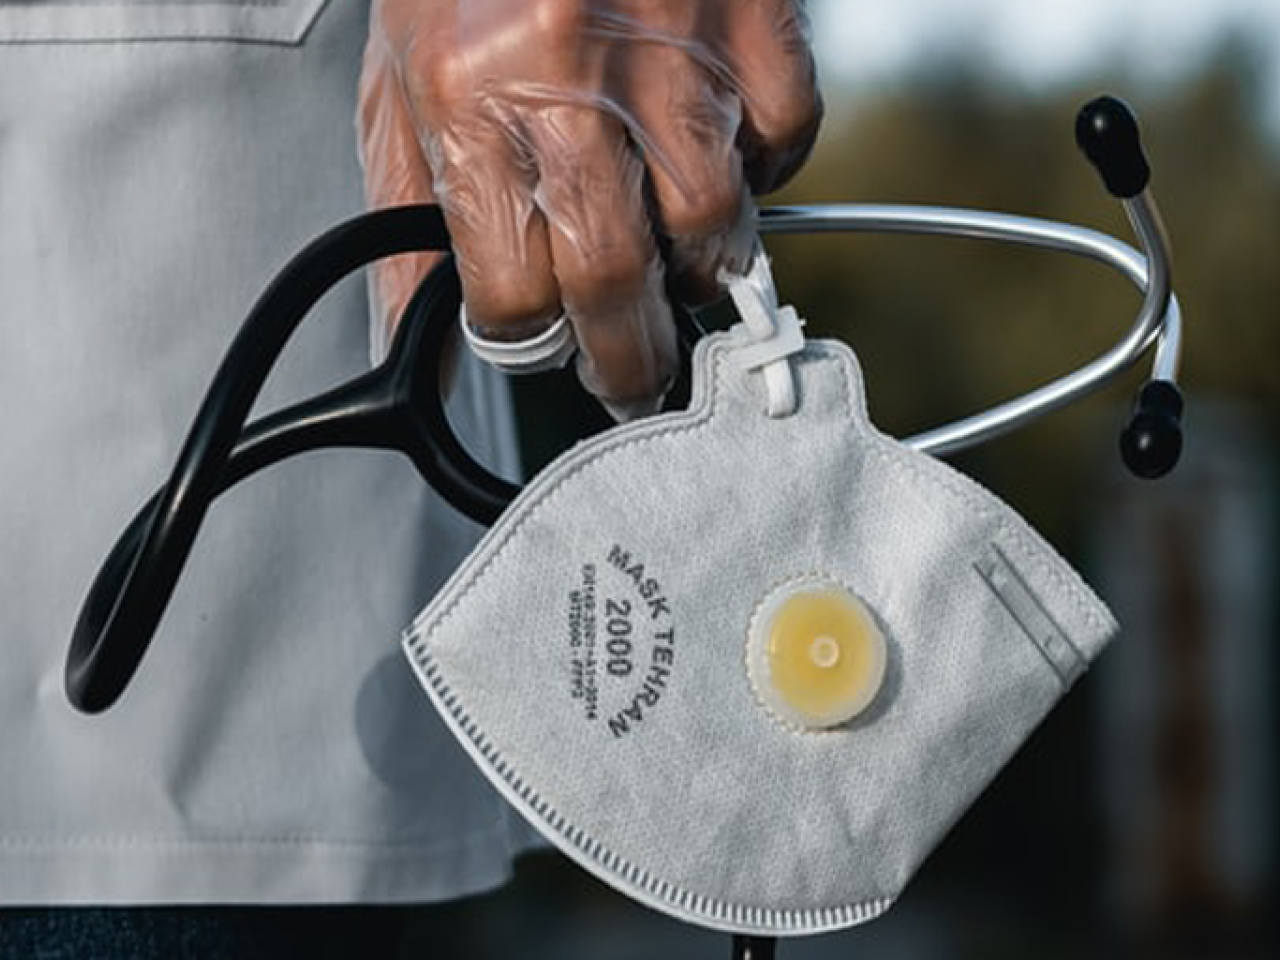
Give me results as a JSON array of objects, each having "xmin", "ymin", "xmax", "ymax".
[{"xmin": 0, "ymin": 0, "xmax": 329, "ymax": 44}]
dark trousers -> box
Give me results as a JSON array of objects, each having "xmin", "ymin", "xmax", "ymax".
[{"xmin": 0, "ymin": 907, "xmax": 409, "ymax": 960}]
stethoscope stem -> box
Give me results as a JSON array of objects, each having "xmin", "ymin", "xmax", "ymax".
[{"xmin": 732, "ymin": 935, "xmax": 776, "ymax": 959}]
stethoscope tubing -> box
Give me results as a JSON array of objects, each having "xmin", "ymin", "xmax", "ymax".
[
  {"xmin": 65, "ymin": 205, "xmax": 481, "ymax": 713},
  {"xmin": 760, "ymin": 189, "xmax": 1180, "ymax": 456}
]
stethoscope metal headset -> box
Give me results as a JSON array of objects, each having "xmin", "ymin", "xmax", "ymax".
[{"xmin": 65, "ymin": 96, "xmax": 1184, "ymax": 960}]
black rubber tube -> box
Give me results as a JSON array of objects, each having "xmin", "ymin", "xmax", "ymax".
[{"xmin": 65, "ymin": 205, "xmax": 493, "ymax": 713}]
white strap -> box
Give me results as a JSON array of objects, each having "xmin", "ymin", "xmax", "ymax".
[
  {"xmin": 724, "ymin": 249, "xmax": 806, "ymax": 418},
  {"xmin": 461, "ymin": 308, "xmax": 578, "ymax": 374},
  {"xmin": 461, "ymin": 248, "xmax": 804, "ymax": 418}
]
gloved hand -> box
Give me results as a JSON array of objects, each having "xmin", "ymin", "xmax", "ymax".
[{"xmin": 358, "ymin": 0, "xmax": 822, "ymax": 418}]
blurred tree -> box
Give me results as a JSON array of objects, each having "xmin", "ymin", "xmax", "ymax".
[{"xmin": 768, "ymin": 38, "xmax": 1280, "ymax": 547}]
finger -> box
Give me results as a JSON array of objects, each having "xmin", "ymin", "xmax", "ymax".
[
  {"xmin": 433, "ymin": 126, "xmax": 563, "ymax": 344},
  {"xmin": 356, "ymin": 34, "xmax": 442, "ymax": 356},
  {"xmin": 530, "ymin": 106, "xmax": 678, "ymax": 416},
  {"xmin": 385, "ymin": 6, "xmax": 563, "ymax": 346},
  {"xmin": 725, "ymin": 0, "xmax": 823, "ymax": 194},
  {"xmin": 624, "ymin": 45, "xmax": 756, "ymax": 302}
]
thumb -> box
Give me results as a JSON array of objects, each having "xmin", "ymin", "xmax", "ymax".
[{"xmin": 356, "ymin": 32, "xmax": 444, "ymax": 362}]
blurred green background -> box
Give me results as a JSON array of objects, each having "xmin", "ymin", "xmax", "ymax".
[{"xmin": 410, "ymin": 4, "xmax": 1280, "ymax": 958}]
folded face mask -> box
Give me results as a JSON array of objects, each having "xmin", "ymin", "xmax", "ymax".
[{"xmin": 402, "ymin": 288, "xmax": 1117, "ymax": 936}]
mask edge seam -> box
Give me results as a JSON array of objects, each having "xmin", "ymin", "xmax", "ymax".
[{"xmin": 402, "ymin": 634, "xmax": 900, "ymax": 935}]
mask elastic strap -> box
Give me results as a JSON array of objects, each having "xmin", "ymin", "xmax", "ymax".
[
  {"xmin": 724, "ymin": 247, "xmax": 807, "ymax": 418},
  {"xmin": 460, "ymin": 307, "xmax": 579, "ymax": 374}
]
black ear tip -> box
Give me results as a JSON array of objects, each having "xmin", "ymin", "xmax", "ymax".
[
  {"xmin": 1076, "ymin": 95, "xmax": 1151, "ymax": 198},
  {"xmin": 1076, "ymin": 97, "xmax": 1137, "ymax": 146},
  {"xmin": 1121, "ymin": 416, "xmax": 1183, "ymax": 479},
  {"xmin": 1120, "ymin": 381, "xmax": 1184, "ymax": 479}
]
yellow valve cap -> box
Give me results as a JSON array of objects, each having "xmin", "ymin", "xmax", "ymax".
[{"xmin": 747, "ymin": 579, "xmax": 887, "ymax": 731}]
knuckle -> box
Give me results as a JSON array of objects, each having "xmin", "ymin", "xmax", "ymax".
[
  {"xmin": 461, "ymin": 264, "xmax": 560, "ymax": 336},
  {"xmin": 559, "ymin": 235, "xmax": 655, "ymax": 310},
  {"xmin": 747, "ymin": 85, "xmax": 823, "ymax": 193},
  {"xmin": 756, "ymin": 76, "xmax": 824, "ymax": 154},
  {"xmin": 419, "ymin": 48, "xmax": 471, "ymax": 110},
  {"xmin": 532, "ymin": 0, "xmax": 589, "ymax": 43},
  {"xmin": 660, "ymin": 177, "xmax": 744, "ymax": 239}
]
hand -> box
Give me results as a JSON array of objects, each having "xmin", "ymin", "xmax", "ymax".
[{"xmin": 358, "ymin": 0, "xmax": 821, "ymax": 418}]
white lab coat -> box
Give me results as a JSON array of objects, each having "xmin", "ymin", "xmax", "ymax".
[{"xmin": 0, "ymin": 0, "xmax": 537, "ymax": 903}]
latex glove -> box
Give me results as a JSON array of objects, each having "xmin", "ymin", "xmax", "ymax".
[{"xmin": 358, "ymin": 0, "xmax": 821, "ymax": 419}]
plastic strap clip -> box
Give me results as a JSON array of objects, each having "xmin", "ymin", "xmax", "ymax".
[{"xmin": 725, "ymin": 249, "xmax": 806, "ymax": 418}]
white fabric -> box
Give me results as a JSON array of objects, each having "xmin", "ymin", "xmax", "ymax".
[
  {"xmin": 0, "ymin": 0, "xmax": 539, "ymax": 904},
  {"xmin": 403, "ymin": 327, "xmax": 1119, "ymax": 935}
]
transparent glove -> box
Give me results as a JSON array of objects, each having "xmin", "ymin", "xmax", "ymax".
[{"xmin": 358, "ymin": 0, "xmax": 822, "ymax": 419}]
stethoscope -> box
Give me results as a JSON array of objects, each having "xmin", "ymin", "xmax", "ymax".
[{"xmin": 65, "ymin": 96, "xmax": 1184, "ymax": 960}]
